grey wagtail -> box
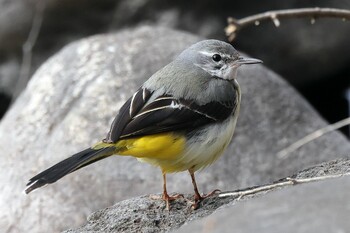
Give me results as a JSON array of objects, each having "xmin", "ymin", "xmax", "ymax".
[{"xmin": 25, "ymin": 40, "xmax": 262, "ymax": 209}]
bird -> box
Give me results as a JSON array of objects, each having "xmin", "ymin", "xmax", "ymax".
[{"xmin": 25, "ymin": 39, "xmax": 262, "ymax": 209}]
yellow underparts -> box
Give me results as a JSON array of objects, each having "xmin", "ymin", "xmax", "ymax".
[{"xmin": 92, "ymin": 133, "xmax": 186, "ymax": 161}]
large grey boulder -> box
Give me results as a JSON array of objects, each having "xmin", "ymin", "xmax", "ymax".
[
  {"xmin": 1, "ymin": 0, "xmax": 350, "ymax": 100},
  {"xmin": 177, "ymin": 159, "xmax": 350, "ymax": 233},
  {"xmin": 64, "ymin": 159, "xmax": 350, "ymax": 233},
  {"xmin": 0, "ymin": 26, "xmax": 349, "ymax": 233}
]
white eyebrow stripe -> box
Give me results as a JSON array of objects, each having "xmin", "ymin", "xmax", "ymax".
[
  {"xmin": 198, "ymin": 51, "xmax": 231, "ymax": 60},
  {"xmin": 199, "ymin": 51, "xmax": 215, "ymax": 56}
]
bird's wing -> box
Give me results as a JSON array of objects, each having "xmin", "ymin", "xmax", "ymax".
[
  {"xmin": 105, "ymin": 87, "xmax": 237, "ymax": 142},
  {"xmin": 105, "ymin": 87, "xmax": 153, "ymax": 142}
]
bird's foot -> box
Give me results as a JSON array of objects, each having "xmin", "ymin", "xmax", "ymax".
[
  {"xmin": 191, "ymin": 189, "xmax": 221, "ymax": 210},
  {"xmin": 150, "ymin": 193, "xmax": 184, "ymax": 210}
]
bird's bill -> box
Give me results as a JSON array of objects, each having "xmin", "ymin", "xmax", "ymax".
[{"xmin": 237, "ymin": 57, "xmax": 263, "ymax": 65}]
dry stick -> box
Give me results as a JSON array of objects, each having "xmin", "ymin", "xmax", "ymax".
[
  {"xmin": 277, "ymin": 117, "xmax": 350, "ymax": 159},
  {"xmin": 13, "ymin": 2, "xmax": 45, "ymax": 100},
  {"xmin": 219, "ymin": 172, "xmax": 350, "ymax": 199},
  {"xmin": 221, "ymin": 7, "xmax": 350, "ymax": 200},
  {"xmin": 225, "ymin": 8, "xmax": 350, "ymax": 157},
  {"xmin": 226, "ymin": 8, "xmax": 350, "ymax": 41}
]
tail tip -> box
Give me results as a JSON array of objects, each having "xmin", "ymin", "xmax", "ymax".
[{"xmin": 24, "ymin": 180, "xmax": 46, "ymax": 194}]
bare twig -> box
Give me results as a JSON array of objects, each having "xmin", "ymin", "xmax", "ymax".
[
  {"xmin": 226, "ymin": 8, "xmax": 350, "ymax": 41},
  {"xmin": 13, "ymin": 1, "xmax": 45, "ymax": 100},
  {"xmin": 277, "ymin": 117, "xmax": 350, "ymax": 159},
  {"xmin": 218, "ymin": 172, "xmax": 349, "ymax": 198}
]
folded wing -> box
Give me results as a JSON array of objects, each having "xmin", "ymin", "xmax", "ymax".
[{"xmin": 105, "ymin": 87, "xmax": 237, "ymax": 142}]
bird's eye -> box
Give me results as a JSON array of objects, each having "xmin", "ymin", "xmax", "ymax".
[{"xmin": 212, "ymin": 54, "xmax": 221, "ymax": 62}]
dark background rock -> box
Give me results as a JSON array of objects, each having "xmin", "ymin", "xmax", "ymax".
[
  {"xmin": 63, "ymin": 159, "xmax": 350, "ymax": 233},
  {"xmin": 0, "ymin": 0, "xmax": 349, "ymax": 136},
  {"xmin": 0, "ymin": 26, "xmax": 349, "ymax": 233}
]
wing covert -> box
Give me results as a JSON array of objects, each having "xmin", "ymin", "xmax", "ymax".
[
  {"xmin": 105, "ymin": 87, "xmax": 237, "ymax": 142},
  {"xmin": 104, "ymin": 87, "xmax": 152, "ymax": 142},
  {"xmin": 119, "ymin": 95, "xmax": 237, "ymax": 139}
]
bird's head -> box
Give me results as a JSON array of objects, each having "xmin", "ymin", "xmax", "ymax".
[{"xmin": 178, "ymin": 40, "xmax": 262, "ymax": 80}]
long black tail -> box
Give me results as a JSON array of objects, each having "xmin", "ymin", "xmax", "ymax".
[{"xmin": 25, "ymin": 147, "xmax": 115, "ymax": 194}]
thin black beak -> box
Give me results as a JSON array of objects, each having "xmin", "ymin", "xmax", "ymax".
[{"xmin": 237, "ymin": 56, "xmax": 263, "ymax": 65}]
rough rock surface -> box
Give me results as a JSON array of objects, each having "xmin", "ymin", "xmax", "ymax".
[
  {"xmin": 0, "ymin": 26, "xmax": 349, "ymax": 233},
  {"xmin": 177, "ymin": 160, "xmax": 350, "ymax": 233},
  {"xmin": 64, "ymin": 159, "xmax": 350, "ymax": 233}
]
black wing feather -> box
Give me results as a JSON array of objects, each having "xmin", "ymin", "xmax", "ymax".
[
  {"xmin": 119, "ymin": 97, "xmax": 236, "ymax": 139},
  {"xmin": 105, "ymin": 88, "xmax": 152, "ymax": 142},
  {"xmin": 105, "ymin": 87, "xmax": 237, "ymax": 141}
]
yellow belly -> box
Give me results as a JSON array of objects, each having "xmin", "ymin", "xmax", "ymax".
[
  {"xmin": 116, "ymin": 133, "xmax": 185, "ymax": 160},
  {"xmin": 92, "ymin": 116, "xmax": 236, "ymax": 173},
  {"xmin": 92, "ymin": 133, "xmax": 186, "ymax": 172}
]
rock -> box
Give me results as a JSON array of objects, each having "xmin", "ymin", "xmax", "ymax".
[
  {"xmin": 63, "ymin": 159, "xmax": 350, "ymax": 233},
  {"xmin": 1, "ymin": 0, "xmax": 350, "ymax": 100},
  {"xmin": 177, "ymin": 159, "xmax": 350, "ymax": 233},
  {"xmin": 110, "ymin": 0, "xmax": 350, "ymax": 85},
  {"xmin": 0, "ymin": 26, "xmax": 349, "ymax": 233},
  {"xmin": 0, "ymin": 26, "xmax": 200, "ymax": 233}
]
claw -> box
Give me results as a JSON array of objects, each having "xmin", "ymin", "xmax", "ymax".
[
  {"xmin": 163, "ymin": 193, "xmax": 184, "ymax": 210},
  {"xmin": 150, "ymin": 193, "xmax": 184, "ymax": 210},
  {"xmin": 201, "ymin": 189, "xmax": 221, "ymax": 198},
  {"xmin": 191, "ymin": 189, "xmax": 221, "ymax": 209}
]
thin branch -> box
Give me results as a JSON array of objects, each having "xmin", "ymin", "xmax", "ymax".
[
  {"xmin": 13, "ymin": 1, "xmax": 45, "ymax": 100},
  {"xmin": 218, "ymin": 172, "xmax": 349, "ymax": 199},
  {"xmin": 277, "ymin": 117, "xmax": 350, "ymax": 159},
  {"xmin": 226, "ymin": 8, "xmax": 350, "ymax": 41}
]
